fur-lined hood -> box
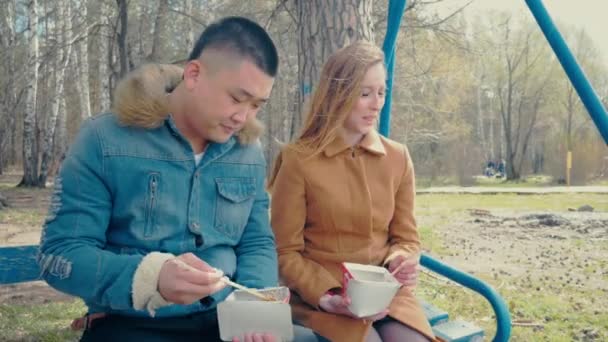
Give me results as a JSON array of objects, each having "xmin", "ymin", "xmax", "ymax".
[{"xmin": 111, "ymin": 63, "xmax": 263, "ymax": 145}]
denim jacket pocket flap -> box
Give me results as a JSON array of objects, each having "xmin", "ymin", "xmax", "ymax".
[{"xmin": 216, "ymin": 178, "xmax": 256, "ymax": 203}]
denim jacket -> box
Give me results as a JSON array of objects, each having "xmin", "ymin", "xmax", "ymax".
[{"xmin": 38, "ymin": 64, "xmax": 277, "ymax": 318}]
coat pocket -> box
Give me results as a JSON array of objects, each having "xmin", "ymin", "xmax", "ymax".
[
  {"xmin": 144, "ymin": 172, "xmax": 160, "ymax": 238},
  {"xmin": 214, "ymin": 177, "xmax": 256, "ymax": 239}
]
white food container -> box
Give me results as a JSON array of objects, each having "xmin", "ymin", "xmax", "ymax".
[
  {"xmin": 217, "ymin": 286, "xmax": 294, "ymax": 341},
  {"xmin": 341, "ymin": 262, "xmax": 401, "ymax": 318}
]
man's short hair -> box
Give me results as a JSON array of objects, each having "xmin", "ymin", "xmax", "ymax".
[{"xmin": 188, "ymin": 16, "xmax": 278, "ymax": 77}]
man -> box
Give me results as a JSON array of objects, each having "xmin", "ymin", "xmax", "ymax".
[{"xmin": 38, "ymin": 16, "xmax": 312, "ymax": 342}]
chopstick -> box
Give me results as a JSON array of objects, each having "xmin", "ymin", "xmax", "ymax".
[
  {"xmin": 390, "ymin": 263, "xmax": 406, "ymax": 276},
  {"xmin": 172, "ymin": 258, "xmax": 276, "ymax": 302},
  {"xmin": 221, "ymin": 277, "xmax": 276, "ymax": 302}
]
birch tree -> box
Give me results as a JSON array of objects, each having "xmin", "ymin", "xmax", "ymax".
[
  {"xmin": 20, "ymin": 0, "xmax": 40, "ymax": 187},
  {"xmin": 39, "ymin": 0, "xmax": 73, "ymax": 186},
  {"xmin": 98, "ymin": 0, "xmax": 113, "ymax": 112},
  {"xmin": 0, "ymin": 0, "xmax": 17, "ymax": 174},
  {"xmin": 75, "ymin": 1, "xmax": 92, "ymax": 119}
]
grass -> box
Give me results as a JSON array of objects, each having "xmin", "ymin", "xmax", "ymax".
[
  {"xmin": 0, "ymin": 300, "xmax": 84, "ymax": 341},
  {"xmin": 416, "ymin": 174, "xmax": 587, "ymax": 188},
  {"xmin": 416, "ymin": 193, "xmax": 608, "ymax": 341},
  {"xmin": 418, "ymin": 275, "xmax": 608, "ymax": 341},
  {"xmin": 0, "ymin": 209, "xmax": 47, "ymax": 228},
  {"xmin": 589, "ymin": 178, "xmax": 608, "ymax": 186},
  {"xmin": 416, "ymin": 193, "xmax": 608, "ymax": 213},
  {"xmin": 418, "ymin": 225, "xmax": 447, "ymax": 255},
  {"xmin": 416, "ymin": 176, "xmax": 460, "ymax": 188},
  {"xmin": 473, "ymin": 174, "xmax": 554, "ymax": 187}
]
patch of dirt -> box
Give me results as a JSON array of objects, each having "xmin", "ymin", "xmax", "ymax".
[
  {"xmin": 0, "ymin": 223, "xmax": 42, "ymax": 246},
  {"xmin": 439, "ymin": 209, "xmax": 608, "ymax": 292},
  {"xmin": 2, "ymin": 188, "xmax": 52, "ymax": 212},
  {"xmin": 0, "ymin": 281, "xmax": 75, "ymax": 305}
]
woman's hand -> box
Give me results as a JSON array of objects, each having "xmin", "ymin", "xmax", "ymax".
[
  {"xmin": 387, "ymin": 254, "xmax": 420, "ymax": 289},
  {"xmin": 319, "ymin": 293, "xmax": 388, "ymax": 322}
]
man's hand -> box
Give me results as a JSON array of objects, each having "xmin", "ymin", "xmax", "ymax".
[
  {"xmin": 232, "ymin": 333, "xmax": 277, "ymax": 342},
  {"xmin": 319, "ymin": 293, "xmax": 388, "ymax": 322},
  {"xmin": 387, "ymin": 254, "xmax": 420, "ymax": 289},
  {"xmin": 158, "ymin": 253, "xmax": 226, "ymax": 304}
]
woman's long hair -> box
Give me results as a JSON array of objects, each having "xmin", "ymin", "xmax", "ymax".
[{"xmin": 268, "ymin": 41, "xmax": 385, "ymax": 189}]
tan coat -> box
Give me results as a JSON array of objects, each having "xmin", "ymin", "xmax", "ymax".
[{"xmin": 271, "ymin": 131, "xmax": 435, "ymax": 342}]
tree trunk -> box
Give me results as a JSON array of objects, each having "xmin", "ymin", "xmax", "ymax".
[
  {"xmin": 116, "ymin": 0, "xmax": 129, "ymax": 78},
  {"xmin": 294, "ymin": 0, "xmax": 374, "ymax": 137},
  {"xmin": 0, "ymin": 0, "xmax": 17, "ymax": 174},
  {"xmin": 184, "ymin": 0, "xmax": 195, "ymax": 50},
  {"xmin": 150, "ymin": 0, "xmax": 169, "ymax": 62},
  {"xmin": 488, "ymin": 96, "xmax": 495, "ymax": 161},
  {"xmin": 476, "ymin": 83, "xmax": 485, "ymax": 156},
  {"xmin": 50, "ymin": 96, "xmax": 68, "ymax": 179},
  {"xmin": 20, "ymin": 0, "xmax": 40, "ymax": 187},
  {"xmin": 39, "ymin": 0, "xmax": 73, "ymax": 187},
  {"xmin": 76, "ymin": 1, "xmax": 92, "ymax": 119},
  {"xmin": 475, "ymin": 59, "xmax": 487, "ymax": 160},
  {"xmin": 0, "ymin": 192, "xmax": 9, "ymax": 209},
  {"xmin": 98, "ymin": 0, "xmax": 112, "ymax": 112}
]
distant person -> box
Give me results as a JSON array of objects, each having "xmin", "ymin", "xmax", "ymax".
[
  {"xmin": 484, "ymin": 160, "xmax": 495, "ymax": 177},
  {"xmin": 497, "ymin": 159, "xmax": 506, "ymax": 178}
]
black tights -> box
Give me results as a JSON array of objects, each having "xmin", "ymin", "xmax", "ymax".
[{"xmin": 365, "ymin": 319, "xmax": 430, "ymax": 342}]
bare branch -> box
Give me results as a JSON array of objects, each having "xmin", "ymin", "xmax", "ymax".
[
  {"xmin": 168, "ymin": 7, "xmax": 207, "ymax": 27},
  {"xmin": 264, "ymin": 0, "xmax": 289, "ymax": 30}
]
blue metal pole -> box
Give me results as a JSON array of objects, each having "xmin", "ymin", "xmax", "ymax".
[
  {"xmin": 379, "ymin": 0, "xmax": 407, "ymax": 137},
  {"xmin": 421, "ymin": 254, "xmax": 512, "ymax": 342},
  {"xmin": 525, "ymin": 0, "xmax": 608, "ymax": 145},
  {"xmin": 380, "ymin": 3, "xmax": 512, "ymax": 340}
]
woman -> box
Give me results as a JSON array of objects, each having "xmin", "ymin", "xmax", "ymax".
[{"xmin": 268, "ymin": 41, "xmax": 435, "ymax": 342}]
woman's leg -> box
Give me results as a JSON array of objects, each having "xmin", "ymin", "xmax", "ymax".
[
  {"xmin": 365, "ymin": 326, "xmax": 383, "ymax": 342},
  {"xmin": 375, "ymin": 320, "xmax": 430, "ymax": 342},
  {"xmin": 293, "ymin": 324, "xmax": 325, "ymax": 342}
]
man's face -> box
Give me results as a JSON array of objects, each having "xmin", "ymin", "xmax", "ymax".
[{"xmin": 182, "ymin": 56, "xmax": 274, "ymax": 144}]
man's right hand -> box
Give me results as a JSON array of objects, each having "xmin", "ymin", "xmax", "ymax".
[
  {"xmin": 319, "ymin": 293, "xmax": 388, "ymax": 322},
  {"xmin": 158, "ymin": 253, "xmax": 226, "ymax": 305}
]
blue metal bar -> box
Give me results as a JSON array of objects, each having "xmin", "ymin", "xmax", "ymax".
[
  {"xmin": 525, "ymin": 0, "xmax": 608, "ymax": 145},
  {"xmin": 0, "ymin": 245, "xmax": 40, "ymax": 284},
  {"xmin": 421, "ymin": 254, "xmax": 512, "ymax": 342},
  {"xmin": 379, "ymin": 0, "xmax": 407, "ymax": 137}
]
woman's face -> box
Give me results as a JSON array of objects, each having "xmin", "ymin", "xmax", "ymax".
[{"xmin": 342, "ymin": 63, "xmax": 386, "ymax": 141}]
